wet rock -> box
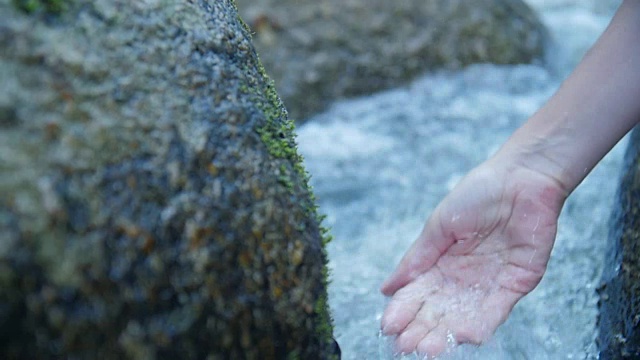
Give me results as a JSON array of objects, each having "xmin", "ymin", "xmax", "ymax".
[
  {"xmin": 0, "ymin": 0, "xmax": 336, "ymax": 359},
  {"xmin": 235, "ymin": 0, "xmax": 548, "ymax": 121},
  {"xmin": 598, "ymin": 128, "xmax": 640, "ymax": 359}
]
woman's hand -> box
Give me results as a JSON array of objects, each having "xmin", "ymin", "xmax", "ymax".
[
  {"xmin": 380, "ymin": 159, "xmax": 566, "ymax": 357},
  {"xmin": 379, "ymin": 1, "xmax": 640, "ymax": 356}
]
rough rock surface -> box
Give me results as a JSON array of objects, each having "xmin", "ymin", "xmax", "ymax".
[
  {"xmin": 235, "ymin": 0, "xmax": 548, "ymax": 120},
  {"xmin": 598, "ymin": 128, "xmax": 640, "ymax": 359},
  {"xmin": 0, "ymin": 0, "xmax": 337, "ymax": 359}
]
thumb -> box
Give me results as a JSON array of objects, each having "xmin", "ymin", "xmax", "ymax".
[{"xmin": 380, "ymin": 216, "xmax": 453, "ymax": 295}]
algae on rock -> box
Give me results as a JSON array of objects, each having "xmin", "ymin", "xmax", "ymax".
[{"xmin": 0, "ymin": 0, "xmax": 338, "ymax": 358}]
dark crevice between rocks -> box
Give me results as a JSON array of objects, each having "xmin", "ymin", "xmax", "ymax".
[{"xmin": 598, "ymin": 126, "xmax": 640, "ymax": 359}]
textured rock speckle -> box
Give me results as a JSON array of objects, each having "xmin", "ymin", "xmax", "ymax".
[{"xmin": 0, "ymin": 0, "xmax": 337, "ymax": 358}]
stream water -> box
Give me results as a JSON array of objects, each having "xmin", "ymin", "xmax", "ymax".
[{"xmin": 297, "ymin": 1, "xmax": 624, "ymax": 359}]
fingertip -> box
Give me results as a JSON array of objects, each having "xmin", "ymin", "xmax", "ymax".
[
  {"xmin": 452, "ymin": 327, "xmax": 487, "ymax": 345},
  {"xmin": 380, "ymin": 299, "xmax": 421, "ymax": 336},
  {"xmin": 382, "ymin": 236, "xmax": 446, "ymax": 296},
  {"xmin": 380, "ymin": 277, "xmax": 400, "ymax": 296},
  {"xmin": 395, "ymin": 330, "xmax": 423, "ymax": 355},
  {"xmin": 380, "ymin": 265, "xmax": 419, "ymax": 296},
  {"xmin": 380, "ymin": 268, "xmax": 418, "ymax": 296},
  {"xmin": 380, "ymin": 310, "xmax": 406, "ymax": 335},
  {"xmin": 416, "ymin": 329, "xmax": 448, "ymax": 359}
]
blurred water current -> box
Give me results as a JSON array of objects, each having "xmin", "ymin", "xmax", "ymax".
[{"xmin": 297, "ymin": 1, "xmax": 623, "ymax": 359}]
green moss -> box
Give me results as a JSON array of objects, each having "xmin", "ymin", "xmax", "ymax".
[
  {"xmin": 13, "ymin": 0, "xmax": 66, "ymax": 14},
  {"xmin": 245, "ymin": 20, "xmax": 336, "ymax": 355},
  {"xmin": 286, "ymin": 349, "xmax": 301, "ymax": 360},
  {"xmin": 231, "ymin": 0, "xmax": 253, "ymax": 38},
  {"xmin": 314, "ymin": 288, "xmax": 338, "ymax": 360},
  {"xmin": 254, "ymin": 75, "xmax": 337, "ymax": 354},
  {"xmin": 254, "ymin": 82, "xmax": 302, "ymax": 196},
  {"xmin": 256, "ymin": 118, "xmax": 298, "ymax": 160},
  {"xmin": 318, "ymin": 214, "xmax": 334, "ymax": 246},
  {"xmin": 277, "ymin": 163, "xmax": 294, "ymax": 190}
]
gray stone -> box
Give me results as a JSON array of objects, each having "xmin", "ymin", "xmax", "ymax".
[
  {"xmin": 0, "ymin": 0, "xmax": 337, "ymax": 358},
  {"xmin": 236, "ymin": 0, "xmax": 548, "ymax": 121},
  {"xmin": 598, "ymin": 127, "xmax": 640, "ymax": 359}
]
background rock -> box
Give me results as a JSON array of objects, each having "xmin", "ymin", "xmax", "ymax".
[
  {"xmin": 598, "ymin": 127, "xmax": 640, "ymax": 359},
  {"xmin": 235, "ymin": 0, "xmax": 548, "ymax": 121},
  {"xmin": 0, "ymin": 0, "xmax": 337, "ymax": 358}
]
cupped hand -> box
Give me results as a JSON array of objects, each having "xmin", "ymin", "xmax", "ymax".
[{"xmin": 380, "ymin": 160, "xmax": 567, "ymax": 357}]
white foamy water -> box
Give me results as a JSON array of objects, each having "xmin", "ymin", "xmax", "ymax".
[{"xmin": 297, "ymin": 1, "xmax": 623, "ymax": 359}]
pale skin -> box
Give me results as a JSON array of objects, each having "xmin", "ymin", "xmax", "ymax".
[{"xmin": 380, "ymin": 1, "xmax": 640, "ymax": 357}]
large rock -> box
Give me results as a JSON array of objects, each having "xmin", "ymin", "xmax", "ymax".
[
  {"xmin": 598, "ymin": 128, "xmax": 640, "ymax": 359},
  {"xmin": 0, "ymin": 0, "xmax": 338, "ymax": 359},
  {"xmin": 235, "ymin": 0, "xmax": 548, "ymax": 121}
]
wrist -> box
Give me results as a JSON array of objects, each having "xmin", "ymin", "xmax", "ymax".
[
  {"xmin": 486, "ymin": 138, "xmax": 571, "ymax": 212},
  {"xmin": 492, "ymin": 127, "xmax": 574, "ymax": 195}
]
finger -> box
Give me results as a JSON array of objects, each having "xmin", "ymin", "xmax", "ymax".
[
  {"xmin": 394, "ymin": 305, "xmax": 443, "ymax": 354},
  {"xmin": 395, "ymin": 322, "xmax": 434, "ymax": 355},
  {"xmin": 381, "ymin": 214, "xmax": 452, "ymax": 295},
  {"xmin": 416, "ymin": 327, "xmax": 449, "ymax": 359},
  {"xmin": 381, "ymin": 288, "xmax": 425, "ymax": 335},
  {"xmin": 446, "ymin": 319, "xmax": 487, "ymax": 346}
]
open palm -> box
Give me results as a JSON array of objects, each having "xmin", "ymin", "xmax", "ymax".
[{"xmin": 380, "ymin": 163, "xmax": 566, "ymax": 357}]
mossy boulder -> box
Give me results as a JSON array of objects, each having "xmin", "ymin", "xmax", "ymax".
[
  {"xmin": 235, "ymin": 0, "xmax": 548, "ymax": 121},
  {"xmin": 0, "ymin": 0, "xmax": 337, "ymax": 358},
  {"xmin": 598, "ymin": 128, "xmax": 640, "ymax": 359}
]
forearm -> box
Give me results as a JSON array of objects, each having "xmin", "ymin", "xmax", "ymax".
[{"xmin": 495, "ymin": 0, "xmax": 640, "ymax": 194}]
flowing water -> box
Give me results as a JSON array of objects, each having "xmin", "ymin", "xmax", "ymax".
[{"xmin": 297, "ymin": 1, "xmax": 623, "ymax": 359}]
